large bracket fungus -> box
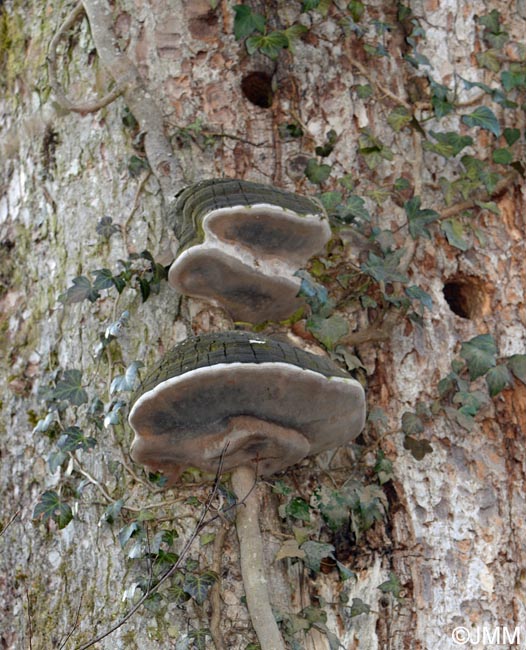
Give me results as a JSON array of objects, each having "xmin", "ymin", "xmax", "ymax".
[
  {"xmin": 166, "ymin": 179, "xmax": 331, "ymax": 322},
  {"xmin": 129, "ymin": 331, "xmax": 366, "ymax": 650}
]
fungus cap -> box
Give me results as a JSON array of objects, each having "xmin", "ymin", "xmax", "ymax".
[
  {"xmin": 167, "ymin": 179, "xmax": 331, "ymax": 322},
  {"xmin": 129, "ymin": 331, "xmax": 366, "ymax": 482}
]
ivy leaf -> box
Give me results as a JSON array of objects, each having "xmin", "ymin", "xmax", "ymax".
[
  {"xmin": 460, "ymin": 334, "xmax": 497, "ymax": 380},
  {"xmin": 401, "ymin": 412, "xmax": 424, "ymax": 435},
  {"xmin": 424, "ymin": 131, "xmax": 473, "ymax": 158},
  {"xmin": 57, "ymin": 426, "xmax": 97, "ymax": 452},
  {"xmin": 118, "ymin": 521, "xmax": 143, "ymax": 548},
  {"xmin": 361, "ymin": 250, "xmax": 409, "ymax": 285},
  {"xmin": 300, "ymin": 541, "xmax": 335, "ymax": 573},
  {"xmin": 507, "ymin": 354, "xmax": 526, "ymax": 385},
  {"xmin": 51, "ymin": 369, "xmax": 88, "ymax": 405},
  {"xmin": 96, "ymin": 216, "xmax": 120, "ymax": 240},
  {"xmin": 501, "ymin": 70, "xmax": 526, "ymax": 92},
  {"xmin": 355, "ymin": 83, "xmax": 373, "ymax": 99},
  {"xmin": 296, "ymin": 271, "xmax": 331, "ymax": 315},
  {"xmin": 405, "ymin": 285, "xmax": 433, "ymax": 310},
  {"xmin": 33, "ymin": 491, "xmax": 73, "ymax": 529},
  {"xmin": 59, "ymin": 276, "xmax": 100, "ymax": 304},
  {"xmin": 378, "ymin": 571, "xmax": 403, "ymax": 599},
  {"xmin": 461, "ymin": 106, "xmax": 501, "ymax": 137},
  {"xmin": 387, "ymin": 106, "xmax": 412, "ymax": 132},
  {"xmin": 404, "ymin": 196, "xmax": 440, "ymax": 239},
  {"xmin": 306, "ymin": 314, "xmax": 349, "ymax": 349},
  {"xmin": 92, "ymin": 268, "xmax": 116, "ymax": 291},
  {"xmin": 110, "ymin": 360, "xmax": 144, "ymax": 394},
  {"xmin": 316, "ymin": 488, "xmax": 350, "ymax": 530},
  {"xmin": 476, "ymin": 49, "xmax": 500, "ymax": 73},
  {"xmin": 441, "ymin": 219, "xmax": 470, "ymax": 251},
  {"xmin": 283, "ymin": 24, "xmax": 309, "ymax": 53},
  {"xmin": 183, "ymin": 571, "xmax": 218, "ymax": 605},
  {"xmin": 285, "ymin": 497, "xmax": 311, "ymax": 522},
  {"xmin": 349, "ymin": 597, "xmax": 371, "ymax": 618},
  {"xmin": 246, "ymin": 31, "xmax": 289, "ymax": 59},
  {"xmin": 486, "ymin": 364, "xmax": 513, "ymax": 397},
  {"xmin": 374, "ymin": 451, "xmax": 394, "ymax": 485},
  {"xmin": 233, "ymin": 5, "xmax": 265, "ymax": 40},
  {"xmin": 503, "ymin": 128, "xmax": 520, "ymax": 146},
  {"xmin": 305, "ymin": 159, "xmax": 332, "ymax": 184},
  {"xmin": 404, "ymin": 435, "xmax": 433, "ymax": 460},
  {"xmin": 127, "ymin": 155, "xmax": 149, "ymax": 177},
  {"xmin": 334, "ymin": 195, "xmax": 371, "ymax": 223},
  {"xmin": 492, "ymin": 148, "xmax": 513, "ymax": 165}
]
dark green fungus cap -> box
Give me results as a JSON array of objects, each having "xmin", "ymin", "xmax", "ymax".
[
  {"xmin": 167, "ymin": 179, "xmax": 331, "ymax": 322},
  {"xmin": 129, "ymin": 331, "xmax": 365, "ymax": 482}
]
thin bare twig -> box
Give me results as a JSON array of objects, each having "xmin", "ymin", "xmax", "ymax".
[
  {"xmin": 58, "ymin": 595, "xmax": 84, "ymax": 650},
  {"xmin": 48, "ymin": 2, "xmax": 123, "ymax": 114},
  {"xmin": 75, "ymin": 447, "xmax": 229, "ymax": 650},
  {"xmin": 0, "ymin": 510, "xmax": 20, "ymax": 538},
  {"xmin": 352, "ymin": 60, "xmax": 412, "ymax": 110}
]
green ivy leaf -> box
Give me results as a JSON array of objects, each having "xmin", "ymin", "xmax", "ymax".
[
  {"xmin": 57, "ymin": 426, "xmax": 96, "ymax": 452},
  {"xmin": 305, "ymin": 159, "xmax": 332, "ymax": 184},
  {"xmin": 59, "ymin": 276, "xmax": 100, "ymax": 304},
  {"xmin": 492, "ymin": 148, "xmax": 513, "ymax": 164},
  {"xmin": 503, "ymin": 128, "xmax": 520, "ymax": 146},
  {"xmin": 507, "ymin": 354, "xmax": 526, "ymax": 385},
  {"xmin": 283, "ymin": 24, "xmax": 308, "ymax": 53},
  {"xmin": 452, "ymin": 390, "xmax": 488, "ymax": 415},
  {"xmin": 348, "ymin": 0, "xmax": 364, "ymax": 21},
  {"xmin": 183, "ymin": 571, "xmax": 218, "ymax": 605},
  {"xmin": 424, "ymin": 131, "xmax": 473, "ymax": 158},
  {"xmin": 306, "ymin": 314, "xmax": 349, "ymax": 349},
  {"xmin": 51, "ymin": 369, "xmax": 88, "ymax": 405},
  {"xmin": 316, "ymin": 488, "xmax": 350, "ymax": 530},
  {"xmin": 127, "ymin": 155, "xmax": 149, "ymax": 178},
  {"xmin": 92, "ymin": 268, "xmax": 115, "ymax": 291},
  {"xmin": 404, "ymin": 196, "xmax": 440, "ymax": 239},
  {"xmin": 96, "ymin": 216, "xmax": 120, "ymax": 240},
  {"xmin": 476, "ymin": 50, "xmax": 500, "ymax": 73},
  {"xmin": 361, "ymin": 250, "xmax": 409, "ymax": 285},
  {"xmin": 300, "ymin": 541, "xmax": 335, "ymax": 573},
  {"xmin": 378, "ymin": 571, "xmax": 403, "ymax": 598},
  {"xmin": 118, "ymin": 521, "xmax": 143, "ymax": 548},
  {"xmin": 246, "ymin": 30, "xmax": 289, "ymax": 59},
  {"xmin": 501, "ymin": 70, "xmax": 526, "ymax": 92},
  {"xmin": 460, "ymin": 334, "xmax": 497, "ymax": 380},
  {"xmin": 461, "ymin": 106, "xmax": 501, "ymax": 137},
  {"xmin": 350, "ymin": 597, "xmax": 371, "ymax": 617},
  {"xmin": 358, "ymin": 129, "xmax": 394, "ymax": 169},
  {"xmin": 374, "ymin": 451, "xmax": 394, "ymax": 484},
  {"xmin": 233, "ymin": 5, "xmax": 265, "ymax": 40},
  {"xmin": 355, "ymin": 83, "xmax": 373, "ymax": 99},
  {"xmin": 336, "ymin": 195, "xmax": 371, "ymax": 222},
  {"xmin": 285, "ymin": 496, "xmax": 312, "ymax": 522},
  {"xmin": 33, "ymin": 491, "xmax": 73, "ymax": 529},
  {"xmin": 401, "ymin": 411, "xmax": 424, "ymax": 435},
  {"xmin": 110, "ymin": 360, "xmax": 144, "ymax": 394},
  {"xmin": 441, "ymin": 219, "xmax": 470, "ymax": 251},
  {"xmin": 387, "ymin": 106, "xmax": 412, "ymax": 132},
  {"xmin": 486, "ymin": 364, "xmax": 513, "ymax": 397},
  {"xmin": 405, "ymin": 285, "xmax": 433, "ymax": 310},
  {"xmin": 403, "ymin": 436, "xmax": 433, "ymax": 460}
]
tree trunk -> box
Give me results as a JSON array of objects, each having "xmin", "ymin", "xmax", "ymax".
[{"xmin": 1, "ymin": 1, "xmax": 525, "ymax": 649}]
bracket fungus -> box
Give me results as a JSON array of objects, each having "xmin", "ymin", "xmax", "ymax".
[
  {"xmin": 167, "ymin": 179, "xmax": 331, "ymax": 322},
  {"xmin": 129, "ymin": 331, "xmax": 365, "ymax": 650}
]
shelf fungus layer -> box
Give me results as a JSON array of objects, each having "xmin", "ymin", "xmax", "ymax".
[
  {"xmin": 167, "ymin": 179, "xmax": 331, "ymax": 322},
  {"xmin": 128, "ymin": 331, "xmax": 366, "ymax": 482}
]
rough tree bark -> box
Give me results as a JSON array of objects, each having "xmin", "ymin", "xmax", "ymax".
[{"xmin": 1, "ymin": 1, "xmax": 525, "ymax": 649}]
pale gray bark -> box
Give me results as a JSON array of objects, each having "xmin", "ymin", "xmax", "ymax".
[{"xmin": 1, "ymin": 1, "xmax": 525, "ymax": 649}]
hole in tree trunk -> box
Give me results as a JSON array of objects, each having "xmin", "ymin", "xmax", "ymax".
[
  {"xmin": 443, "ymin": 277, "xmax": 490, "ymax": 319},
  {"xmin": 241, "ymin": 71, "xmax": 274, "ymax": 108}
]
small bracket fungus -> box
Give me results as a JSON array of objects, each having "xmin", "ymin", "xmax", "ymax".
[
  {"xmin": 166, "ymin": 179, "xmax": 331, "ymax": 322},
  {"xmin": 129, "ymin": 331, "xmax": 365, "ymax": 650}
]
